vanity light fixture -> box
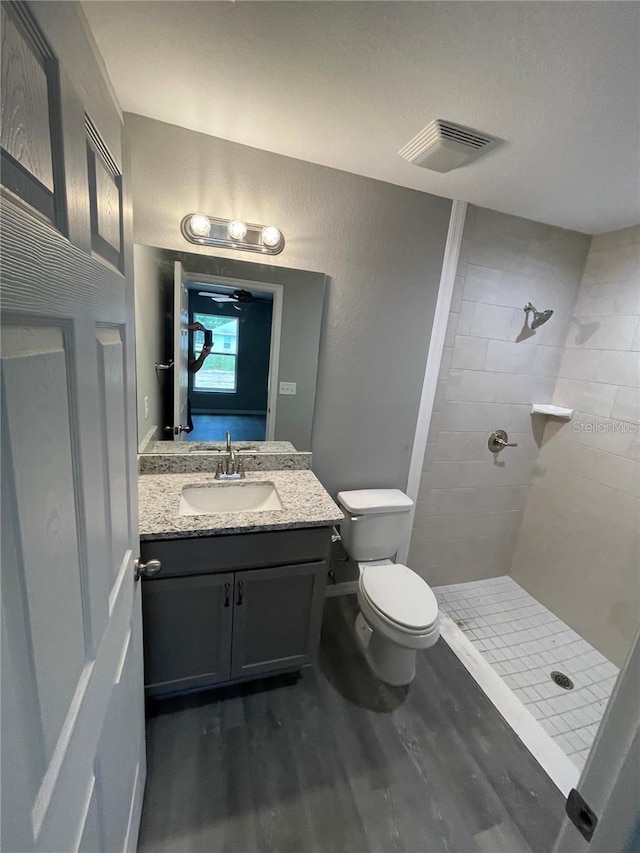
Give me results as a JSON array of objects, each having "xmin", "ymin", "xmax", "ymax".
[
  {"xmin": 261, "ymin": 225, "xmax": 282, "ymax": 248},
  {"xmin": 188, "ymin": 213, "xmax": 211, "ymax": 237},
  {"xmin": 181, "ymin": 214, "xmax": 285, "ymax": 254},
  {"xmin": 227, "ymin": 219, "xmax": 247, "ymax": 241}
]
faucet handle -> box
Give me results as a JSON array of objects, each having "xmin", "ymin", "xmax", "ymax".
[{"xmin": 488, "ymin": 429, "xmax": 518, "ymax": 453}]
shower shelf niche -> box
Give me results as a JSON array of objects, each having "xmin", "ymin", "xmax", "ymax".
[{"xmin": 530, "ymin": 404, "xmax": 573, "ymax": 419}]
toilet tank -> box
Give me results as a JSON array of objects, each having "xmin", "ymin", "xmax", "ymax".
[{"xmin": 336, "ymin": 489, "xmax": 414, "ymax": 561}]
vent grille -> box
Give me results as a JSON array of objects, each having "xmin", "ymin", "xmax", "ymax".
[
  {"xmin": 438, "ymin": 122, "xmax": 493, "ymax": 150},
  {"xmin": 399, "ymin": 119, "xmax": 501, "ymax": 172}
]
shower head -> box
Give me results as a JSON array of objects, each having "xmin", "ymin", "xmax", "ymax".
[{"xmin": 524, "ymin": 302, "xmax": 554, "ymax": 330}]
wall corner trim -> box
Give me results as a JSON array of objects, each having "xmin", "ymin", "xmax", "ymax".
[{"xmin": 398, "ymin": 199, "xmax": 467, "ymax": 565}]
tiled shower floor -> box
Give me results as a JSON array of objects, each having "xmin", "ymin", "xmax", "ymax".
[{"xmin": 433, "ymin": 576, "xmax": 619, "ymax": 772}]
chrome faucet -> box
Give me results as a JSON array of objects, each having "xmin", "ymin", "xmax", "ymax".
[
  {"xmin": 215, "ymin": 432, "xmax": 245, "ymax": 479},
  {"xmin": 226, "ymin": 431, "xmax": 235, "ymax": 467}
]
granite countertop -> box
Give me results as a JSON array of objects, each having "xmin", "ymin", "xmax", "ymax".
[
  {"xmin": 142, "ymin": 440, "xmax": 297, "ymax": 455},
  {"xmin": 139, "ymin": 469, "xmax": 344, "ymax": 540}
]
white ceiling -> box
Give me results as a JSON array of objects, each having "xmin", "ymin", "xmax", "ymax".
[{"xmin": 82, "ymin": 1, "xmax": 640, "ymax": 234}]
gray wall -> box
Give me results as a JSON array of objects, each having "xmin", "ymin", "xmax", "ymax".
[
  {"xmin": 409, "ymin": 205, "xmax": 590, "ymax": 586},
  {"xmin": 511, "ymin": 226, "xmax": 640, "ymax": 666},
  {"xmin": 125, "ymin": 114, "xmax": 452, "ymax": 494},
  {"xmin": 134, "ymin": 243, "xmax": 166, "ymax": 444}
]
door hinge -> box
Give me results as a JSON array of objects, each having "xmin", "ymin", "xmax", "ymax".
[{"xmin": 566, "ymin": 788, "xmax": 598, "ymax": 843}]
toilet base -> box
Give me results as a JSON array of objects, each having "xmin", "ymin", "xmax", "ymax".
[{"xmin": 355, "ymin": 612, "xmax": 417, "ymax": 686}]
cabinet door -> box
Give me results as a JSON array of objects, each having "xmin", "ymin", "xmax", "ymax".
[
  {"xmin": 142, "ymin": 573, "xmax": 233, "ymax": 694},
  {"xmin": 231, "ymin": 562, "xmax": 326, "ymax": 679}
]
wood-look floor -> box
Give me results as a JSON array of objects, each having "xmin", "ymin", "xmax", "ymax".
[
  {"xmin": 138, "ymin": 596, "xmax": 565, "ymax": 853},
  {"xmin": 188, "ymin": 414, "xmax": 267, "ymax": 442}
]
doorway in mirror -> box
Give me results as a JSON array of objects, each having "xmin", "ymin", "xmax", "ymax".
[{"xmin": 187, "ymin": 286, "xmax": 274, "ymax": 441}]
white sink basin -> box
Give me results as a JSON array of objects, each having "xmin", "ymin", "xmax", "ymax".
[{"xmin": 178, "ymin": 483, "xmax": 283, "ymax": 516}]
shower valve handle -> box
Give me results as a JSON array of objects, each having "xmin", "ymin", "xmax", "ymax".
[{"xmin": 488, "ymin": 430, "xmax": 518, "ymax": 453}]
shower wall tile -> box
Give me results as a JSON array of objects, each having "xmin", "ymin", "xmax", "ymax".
[
  {"xmin": 428, "ymin": 459, "xmax": 536, "ymax": 489},
  {"xmin": 512, "ymin": 226, "xmax": 640, "ymax": 667},
  {"xmin": 558, "ymin": 348, "xmax": 602, "ymax": 381},
  {"xmin": 457, "ymin": 300, "xmax": 515, "ymax": 340},
  {"xmin": 595, "ymin": 351, "xmax": 640, "ymax": 387},
  {"xmin": 483, "ymin": 340, "xmax": 564, "ymax": 376},
  {"xmin": 611, "ymin": 385, "xmax": 640, "ymax": 423},
  {"xmin": 438, "ymin": 401, "xmax": 534, "ymax": 433},
  {"xmin": 410, "ymin": 204, "xmax": 589, "ymax": 587},
  {"xmin": 554, "ymin": 377, "xmax": 619, "ymax": 417},
  {"xmin": 450, "ymin": 274, "xmax": 465, "ymax": 313},
  {"xmin": 590, "ymin": 224, "xmax": 639, "ymax": 250},
  {"xmin": 414, "ymin": 484, "xmax": 530, "ymax": 517},
  {"xmin": 450, "ymin": 335, "xmax": 489, "ymax": 369},
  {"xmin": 430, "ymin": 431, "xmax": 539, "ymax": 462},
  {"xmin": 412, "ymin": 508, "xmax": 522, "ymax": 541},
  {"xmin": 438, "ymin": 345, "xmax": 453, "ymax": 380},
  {"xmin": 563, "ymin": 314, "xmax": 638, "ymax": 350}
]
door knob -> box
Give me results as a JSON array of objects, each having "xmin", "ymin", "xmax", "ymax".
[
  {"xmin": 488, "ymin": 429, "xmax": 518, "ymax": 453},
  {"xmin": 134, "ymin": 558, "xmax": 162, "ymax": 581}
]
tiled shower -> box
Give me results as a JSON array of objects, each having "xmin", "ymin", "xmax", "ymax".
[
  {"xmin": 410, "ymin": 211, "xmax": 639, "ymax": 772},
  {"xmin": 434, "ymin": 577, "xmax": 619, "ymax": 772}
]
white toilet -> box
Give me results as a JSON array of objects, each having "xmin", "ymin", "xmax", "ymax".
[{"xmin": 336, "ymin": 489, "xmax": 440, "ymax": 686}]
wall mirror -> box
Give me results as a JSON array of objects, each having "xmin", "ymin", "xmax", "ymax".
[{"xmin": 134, "ymin": 245, "xmax": 327, "ymax": 454}]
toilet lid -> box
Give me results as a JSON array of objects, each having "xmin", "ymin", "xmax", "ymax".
[{"xmin": 360, "ymin": 564, "xmax": 439, "ymax": 631}]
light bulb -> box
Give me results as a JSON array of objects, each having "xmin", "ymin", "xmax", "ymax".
[
  {"xmin": 261, "ymin": 226, "xmax": 282, "ymax": 248},
  {"xmin": 227, "ymin": 220, "xmax": 247, "ymax": 241},
  {"xmin": 189, "ymin": 213, "xmax": 210, "ymax": 237}
]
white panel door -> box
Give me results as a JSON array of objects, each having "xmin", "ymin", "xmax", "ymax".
[
  {"xmin": 173, "ymin": 260, "xmax": 189, "ymax": 439},
  {"xmin": 1, "ymin": 3, "xmax": 145, "ymax": 851}
]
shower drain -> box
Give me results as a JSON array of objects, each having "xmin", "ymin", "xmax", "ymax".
[{"xmin": 551, "ymin": 671, "xmax": 574, "ymax": 690}]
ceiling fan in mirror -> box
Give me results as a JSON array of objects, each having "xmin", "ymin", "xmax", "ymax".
[{"xmin": 197, "ymin": 289, "xmax": 256, "ymax": 310}]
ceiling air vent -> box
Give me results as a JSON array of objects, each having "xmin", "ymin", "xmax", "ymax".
[{"xmin": 399, "ymin": 119, "xmax": 501, "ymax": 173}]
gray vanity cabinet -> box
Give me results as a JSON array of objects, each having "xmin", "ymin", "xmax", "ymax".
[
  {"xmin": 142, "ymin": 573, "xmax": 233, "ymax": 694},
  {"xmin": 140, "ymin": 527, "xmax": 331, "ymax": 695},
  {"xmin": 230, "ymin": 563, "xmax": 326, "ymax": 679}
]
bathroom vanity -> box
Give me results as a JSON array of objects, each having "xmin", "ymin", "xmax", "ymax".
[{"xmin": 138, "ymin": 470, "xmax": 343, "ymax": 696}]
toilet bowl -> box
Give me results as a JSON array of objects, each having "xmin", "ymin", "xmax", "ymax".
[
  {"xmin": 355, "ymin": 561, "xmax": 440, "ymax": 685},
  {"xmin": 336, "ymin": 489, "xmax": 440, "ymax": 686}
]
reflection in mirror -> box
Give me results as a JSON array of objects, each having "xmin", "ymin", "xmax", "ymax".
[{"xmin": 134, "ymin": 245, "xmax": 326, "ymax": 453}]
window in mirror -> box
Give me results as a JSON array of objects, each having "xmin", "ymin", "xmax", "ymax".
[{"xmin": 192, "ymin": 313, "xmax": 239, "ymax": 393}]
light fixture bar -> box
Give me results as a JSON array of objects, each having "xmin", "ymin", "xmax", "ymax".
[{"xmin": 181, "ymin": 214, "xmax": 284, "ymax": 255}]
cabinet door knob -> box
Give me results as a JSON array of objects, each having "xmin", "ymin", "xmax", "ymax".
[
  {"xmin": 236, "ymin": 581, "xmax": 244, "ymax": 606},
  {"xmin": 134, "ymin": 558, "xmax": 162, "ymax": 581},
  {"xmin": 224, "ymin": 582, "xmax": 231, "ymax": 607}
]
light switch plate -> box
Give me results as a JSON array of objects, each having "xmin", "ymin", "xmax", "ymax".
[{"xmin": 279, "ymin": 381, "xmax": 297, "ymax": 395}]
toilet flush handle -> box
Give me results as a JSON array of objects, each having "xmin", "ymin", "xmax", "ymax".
[{"xmin": 349, "ymin": 515, "xmax": 365, "ymax": 522}]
